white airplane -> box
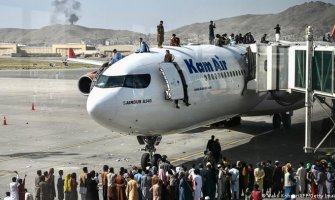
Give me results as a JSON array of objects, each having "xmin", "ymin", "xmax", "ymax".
[{"xmin": 67, "ymin": 44, "xmax": 304, "ymax": 169}]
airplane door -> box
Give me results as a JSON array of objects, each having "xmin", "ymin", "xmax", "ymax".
[{"xmin": 159, "ymin": 63, "xmax": 184, "ymax": 100}]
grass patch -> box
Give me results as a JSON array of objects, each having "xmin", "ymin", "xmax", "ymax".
[{"xmin": 0, "ymin": 57, "xmax": 100, "ymax": 70}]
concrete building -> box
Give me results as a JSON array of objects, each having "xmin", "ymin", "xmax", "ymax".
[
  {"xmin": 0, "ymin": 43, "xmax": 17, "ymax": 56},
  {"xmin": 52, "ymin": 43, "xmax": 87, "ymax": 57},
  {"xmin": 0, "ymin": 43, "xmax": 137, "ymax": 57}
]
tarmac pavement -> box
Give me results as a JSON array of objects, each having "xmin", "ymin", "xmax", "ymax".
[{"xmin": 0, "ymin": 69, "xmax": 333, "ymax": 199}]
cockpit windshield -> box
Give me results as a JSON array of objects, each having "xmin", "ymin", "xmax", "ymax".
[{"xmin": 96, "ymin": 74, "xmax": 151, "ymax": 89}]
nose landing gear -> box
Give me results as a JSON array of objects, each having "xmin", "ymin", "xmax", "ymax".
[{"xmin": 137, "ymin": 136, "xmax": 162, "ymax": 170}]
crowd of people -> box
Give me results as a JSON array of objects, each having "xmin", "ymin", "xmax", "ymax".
[
  {"xmin": 4, "ymin": 135, "xmax": 335, "ymax": 200},
  {"xmin": 132, "ymin": 20, "xmax": 282, "ymax": 54}
]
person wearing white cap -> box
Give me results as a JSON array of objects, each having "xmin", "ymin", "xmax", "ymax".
[{"xmin": 201, "ymin": 163, "xmax": 216, "ymax": 200}]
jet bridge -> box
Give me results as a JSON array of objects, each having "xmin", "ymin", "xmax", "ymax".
[{"xmin": 246, "ymin": 34, "xmax": 335, "ymax": 155}]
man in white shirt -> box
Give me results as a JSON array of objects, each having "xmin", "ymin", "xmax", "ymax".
[
  {"xmin": 9, "ymin": 171, "xmax": 19, "ymax": 200},
  {"xmin": 296, "ymin": 162, "xmax": 307, "ymax": 194},
  {"xmin": 4, "ymin": 192, "xmax": 11, "ymax": 200},
  {"xmin": 25, "ymin": 189, "xmax": 34, "ymax": 200}
]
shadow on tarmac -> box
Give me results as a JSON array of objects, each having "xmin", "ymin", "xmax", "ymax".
[
  {"xmin": 180, "ymin": 118, "xmax": 334, "ymax": 169},
  {"xmin": 1, "ymin": 151, "xmax": 79, "ymax": 159}
]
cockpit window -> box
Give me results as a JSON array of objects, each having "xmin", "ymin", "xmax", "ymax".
[{"xmin": 96, "ymin": 74, "xmax": 151, "ymax": 89}]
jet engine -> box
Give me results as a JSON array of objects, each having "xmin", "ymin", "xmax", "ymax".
[{"xmin": 78, "ymin": 71, "xmax": 97, "ymax": 95}]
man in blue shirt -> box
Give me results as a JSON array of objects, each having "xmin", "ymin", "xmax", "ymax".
[
  {"xmin": 109, "ymin": 49, "xmax": 122, "ymax": 65},
  {"xmin": 136, "ymin": 38, "xmax": 150, "ymax": 53}
]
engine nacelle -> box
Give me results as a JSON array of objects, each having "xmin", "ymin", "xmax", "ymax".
[{"xmin": 78, "ymin": 72, "xmax": 97, "ymax": 95}]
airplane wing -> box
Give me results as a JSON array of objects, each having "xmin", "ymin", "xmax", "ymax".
[{"xmin": 67, "ymin": 48, "xmax": 107, "ymax": 66}]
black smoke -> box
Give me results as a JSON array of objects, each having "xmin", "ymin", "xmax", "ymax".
[{"xmin": 51, "ymin": 0, "xmax": 81, "ymax": 25}]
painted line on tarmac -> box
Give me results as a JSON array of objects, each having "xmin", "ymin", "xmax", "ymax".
[{"xmin": 170, "ymin": 129, "xmax": 273, "ymax": 164}]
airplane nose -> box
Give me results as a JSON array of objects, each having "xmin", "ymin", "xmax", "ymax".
[{"xmin": 86, "ymin": 87, "xmax": 118, "ymax": 126}]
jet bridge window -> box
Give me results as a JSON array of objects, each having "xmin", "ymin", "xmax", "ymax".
[{"xmin": 96, "ymin": 74, "xmax": 151, "ymax": 89}]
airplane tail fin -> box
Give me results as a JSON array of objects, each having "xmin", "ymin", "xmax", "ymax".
[
  {"xmin": 331, "ymin": 24, "xmax": 335, "ymax": 40},
  {"xmin": 67, "ymin": 48, "xmax": 76, "ymax": 58}
]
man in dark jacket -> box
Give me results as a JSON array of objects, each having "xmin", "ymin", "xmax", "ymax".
[
  {"xmin": 209, "ymin": 21, "xmax": 216, "ymax": 45},
  {"xmin": 272, "ymin": 161, "xmax": 283, "ymax": 197}
]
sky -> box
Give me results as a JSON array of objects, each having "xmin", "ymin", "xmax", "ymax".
[{"xmin": 0, "ymin": 0, "xmax": 334, "ymax": 34}]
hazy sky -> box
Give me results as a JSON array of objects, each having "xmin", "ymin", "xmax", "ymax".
[{"xmin": 0, "ymin": 0, "xmax": 334, "ymax": 33}]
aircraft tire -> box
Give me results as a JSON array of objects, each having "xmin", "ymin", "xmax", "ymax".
[
  {"xmin": 222, "ymin": 116, "xmax": 241, "ymax": 127},
  {"xmin": 151, "ymin": 154, "xmax": 162, "ymax": 167},
  {"xmin": 282, "ymin": 114, "xmax": 291, "ymax": 130},
  {"xmin": 223, "ymin": 120, "xmax": 232, "ymax": 127},
  {"xmin": 232, "ymin": 116, "xmax": 241, "ymax": 126},
  {"xmin": 210, "ymin": 122, "xmax": 221, "ymax": 128},
  {"xmin": 273, "ymin": 114, "xmax": 281, "ymax": 129},
  {"xmin": 141, "ymin": 153, "xmax": 150, "ymax": 170}
]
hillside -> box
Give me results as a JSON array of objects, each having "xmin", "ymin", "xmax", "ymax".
[
  {"xmin": 0, "ymin": 1, "xmax": 333, "ymax": 46},
  {"xmin": 0, "ymin": 24, "xmax": 145, "ymax": 46},
  {"xmin": 168, "ymin": 1, "xmax": 335, "ymax": 43}
]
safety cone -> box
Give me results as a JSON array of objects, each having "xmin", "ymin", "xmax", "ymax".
[
  {"xmin": 32, "ymin": 103, "xmax": 35, "ymax": 111},
  {"xmin": 3, "ymin": 116, "xmax": 7, "ymax": 125}
]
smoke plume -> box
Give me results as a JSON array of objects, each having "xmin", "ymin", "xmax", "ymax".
[{"xmin": 51, "ymin": 0, "xmax": 81, "ymax": 25}]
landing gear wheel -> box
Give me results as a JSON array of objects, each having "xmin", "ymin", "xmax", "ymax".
[
  {"xmin": 222, "ymin": 120, "xmax": 232, "ymax": 127},
  {"xmin": 210, "ymin": 122, "xmax": 221, "ymax": 128},
  {"xmin": 141, "ymin": 153, "xmax": 150, "ymax": 170},
  {"xmin": 231, "ymin": 116, "xmax": 241, "ymax": 126},
  {"xmin": 273, "ymin": 114, "xmax": 281, "ymax": 129},
  {"xmin": 282, "ymin": 114, "xmax": 291, "ymax": 129},
  {"xmin": 223, "ymin": 116, "xmax": 241, "ymax": 127},
  {"xmin": 151, "ymin": 154, "xmax": 162, "ymax": 167}
]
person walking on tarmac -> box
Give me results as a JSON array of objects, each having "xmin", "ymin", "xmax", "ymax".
[
  {"xmin": 157, "ymin": 20, "xmax": 164, "ymax": 48},
  {"xmin": 206, "ymin": 135, "xmax": 215, "ymax": 152}
]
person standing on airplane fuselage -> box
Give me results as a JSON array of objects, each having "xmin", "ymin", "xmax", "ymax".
[
  {"xmin": 157, "ymin": 21, "xmax": 164, "ymax": 48},
  {"xmin": 209, "ymin": 21, "xmax": 216, "ymax": 45}
]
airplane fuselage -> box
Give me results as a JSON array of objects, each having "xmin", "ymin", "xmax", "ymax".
[{"xmin": 86, "ymin": 45, "xmax": 303, "ymax": 136}]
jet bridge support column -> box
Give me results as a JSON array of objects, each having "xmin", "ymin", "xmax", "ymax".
[{"xmin": 304, "ymin": 26, "xmax": 314, "ymax": 153}]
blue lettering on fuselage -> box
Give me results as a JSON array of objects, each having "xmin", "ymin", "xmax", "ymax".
[{"xmin": 184, "ymin": 56, "xmax": 228, "ymax": 74}]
